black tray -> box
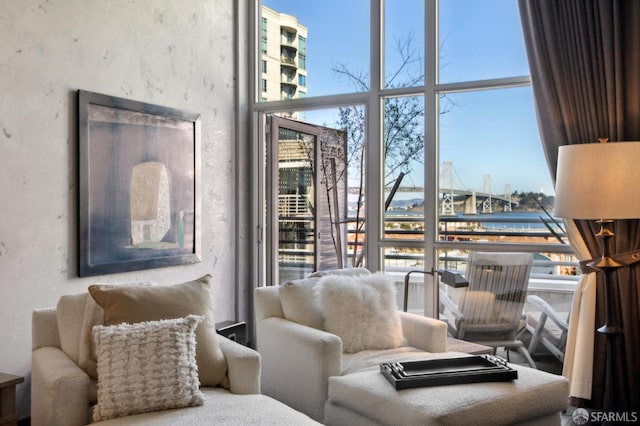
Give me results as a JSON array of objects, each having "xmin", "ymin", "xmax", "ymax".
[{"xmin": 380, "ymin": 355, "xmax": 517, "ymax": 390}]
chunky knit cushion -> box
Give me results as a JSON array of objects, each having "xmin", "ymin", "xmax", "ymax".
[{"xmin": 92, "ymin": 315, "xmax": 204, "ymax": 422}]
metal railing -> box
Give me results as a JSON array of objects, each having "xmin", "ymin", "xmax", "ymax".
[
  {"xmin": 277, "ymin": 214, "xmax": 578, "ymax": 278},
  {"xmin": 280, "ymin": 56, "xmax": 296, "ymax": 66}
]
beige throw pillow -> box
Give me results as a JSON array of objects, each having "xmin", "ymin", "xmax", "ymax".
[
  {"xmin": 88, "ymin": 274, "xmax": 227, "ymax": 387},
  {"xmin": 79, "ymin": 280, "xmax": 157, "ymax": 380},
  {"xmin": 279, "ymin": 277, "xmax": 323, "ymax": 329},
  {"xmin": 92, "ymin": 315, "xmax": 204, "ymax": 422},
  {"xmin": 318, "ymin": 272, "xmax": 403, "ymax": 353}
]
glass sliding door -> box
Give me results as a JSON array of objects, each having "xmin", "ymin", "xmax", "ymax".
[{"xmin": 266, "ymin": 114, "xmax": 348, "ymax": 284}]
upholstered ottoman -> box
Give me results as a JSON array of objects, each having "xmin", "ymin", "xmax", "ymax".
[{"xmin": 324, "ymin": 364, "xmax": 569, "ymax": 426}]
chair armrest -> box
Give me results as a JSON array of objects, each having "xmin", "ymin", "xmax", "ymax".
[
  {"xmin": 254, "ymin": 286, "xmax": 284, "ymax": 321},
  {"xmin": 256, "ymin": 317, "xmax": 342, "ymax": 423},
  {"xmin": 398, "ymin": 311, "xmax": 448, "ymax": 353},
  {"xmin": 31, "ymin": 346, "xmax": 91, "ymax": 426},
  {"xmin": 218, "ymin": 336, "xmax": 261, "ymax": 395},
  {"xmin": 33, "ymin": 308, "xmax": 61, "ymax": 350}
]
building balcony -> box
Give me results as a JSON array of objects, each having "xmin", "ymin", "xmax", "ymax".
[
  {"xmin": 280, "ymin": 56, "xmax": 297, "ymax": 68},
  {"xmin": 281, "ymin": 77, "xmax": 297, "ymax": 87},
  {"xmin": 280, "ymin": 37, "xmax": 298, "ymax": 49}
]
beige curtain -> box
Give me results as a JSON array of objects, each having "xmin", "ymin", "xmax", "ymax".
[
  {"xmin": 561, "ymin": 220, "xmax": 595, "ymax": 399},
  {"xmin": 519, "ymin": 0, "xmax": 640, "ymax": 410}
]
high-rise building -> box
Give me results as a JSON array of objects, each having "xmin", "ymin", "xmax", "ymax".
[{"xmin": 260, "ymin": 5, "xmax": 308, "ymax": 111}]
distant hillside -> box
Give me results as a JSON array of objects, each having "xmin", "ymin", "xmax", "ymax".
[{"xmin": 513, "ymin": 191, "xmax": 555, "ymax": 212}]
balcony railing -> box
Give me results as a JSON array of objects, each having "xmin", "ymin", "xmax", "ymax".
[
  {"xmin": 281, "ymin": 56, "xmax": 297, "ymax": 67},
  {"xmin": 278, "ymin": 194, "xmax": 309, "ymax": 216},
  {"xmin": 281, "ymin": 76, "xmax": 297, "ymax": 85},
  {"xmin": 277, "ymin": 213, "xmax": 578, "ymax": 279},
  {"xmin": 280, "ymin": 36, "xmax": 298, "ymax": 49},
  {"xmin": 277, "ymin": 213, "xmax": 577, "ymax": 318}
]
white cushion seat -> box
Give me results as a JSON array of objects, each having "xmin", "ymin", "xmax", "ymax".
[
  {"xmin": 325, "ymin": 363, "xmax": 569, "ymax": 426},
  {"xmin": 91, "ymin": 388, "xmax": 321, "ymax": 426},
  {"xmin": 341, "ymin": 347, "xmax": 463, "ymax": 376}
]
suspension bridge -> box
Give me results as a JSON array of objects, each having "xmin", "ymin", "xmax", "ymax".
[{"xmin": 382, "ymin": 161, "xmax": 517, "ymax": 215}]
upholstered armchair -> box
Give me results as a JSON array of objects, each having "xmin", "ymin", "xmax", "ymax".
[
  {"xmin": 254, "ymin": 270, "xmax": 448, "ymax": 423},
  {"xmin": 31, "ymin": 276, "xmax": 319, "ymax": 426}
]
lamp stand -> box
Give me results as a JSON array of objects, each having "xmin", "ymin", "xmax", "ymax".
[
  {"xmin": 588, "ymin": 220, "xmax": 623, "ymax": 414},
  {"xmin": 403, "ymin": 269, "xmax": 468, "ymax": 313}
]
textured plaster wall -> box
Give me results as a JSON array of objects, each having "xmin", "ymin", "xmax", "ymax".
[{"xmin": 0, "ymin": 0, "xmax": 239, "ymax": 418}]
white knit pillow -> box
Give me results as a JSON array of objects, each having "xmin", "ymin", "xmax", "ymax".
[
  {"xmin": 318, "ymin": 272, "xmax": 403, "ymax": 353},
  {"xmin": 92, "ymin": 315, "xmax": 204, "ymax": 422}
]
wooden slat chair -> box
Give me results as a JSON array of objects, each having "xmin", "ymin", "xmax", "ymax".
[
  {"xmin": 520, "ymin": 295, "xmax": 569, "ymax": 363},
  {"xmin": 439, "ymin": 251, "xmax": 536, "ymax": 368}
]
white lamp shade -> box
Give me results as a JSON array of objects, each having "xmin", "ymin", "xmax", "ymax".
[{"xmin": 554, "ymin": 141, "xmax": 640, "ymax": 219}]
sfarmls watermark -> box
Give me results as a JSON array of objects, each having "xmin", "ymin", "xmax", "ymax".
[{"xmin": 572, "ymin": 408, "xmax": 638, "ymax": 424}]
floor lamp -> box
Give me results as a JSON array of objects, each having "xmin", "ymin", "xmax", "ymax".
[
  {"xmin": 554, "ymin": 140, "xmax": 640, "ymax": 413},
  {"xmin": 403, "ymin": 269, "xmax": 468, "ymax": 313}
]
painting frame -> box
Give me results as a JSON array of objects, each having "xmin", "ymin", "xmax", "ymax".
[{"xmin": 78, "ymin": 90, "xmax": 201, "ymax": 276}]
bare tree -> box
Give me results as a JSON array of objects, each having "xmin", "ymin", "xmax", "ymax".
[{"xmin": 332, "ymin": 34, "xmax": 454, "ymax": 266}]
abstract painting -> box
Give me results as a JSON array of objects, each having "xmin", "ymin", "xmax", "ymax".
[{"xmin": 78, "ymin": 90, "xmax": 201, "ymax": 276}]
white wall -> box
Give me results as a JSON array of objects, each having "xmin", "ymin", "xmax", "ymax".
[{"xmin": 0, "ymin": 1, "xmax": 241, "ymax": 419}]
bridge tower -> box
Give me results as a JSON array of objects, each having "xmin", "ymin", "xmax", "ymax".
[
  {"xmin": 503, "ymin": 184, "xmax": 512, "ymax": 212},
  {"xmin": 482, "ymin": 174, "xmax": 493, "ymax": 213},
  {"xmin": 440, "ymin": 161, "xmax": 455, "ymax": 216}
]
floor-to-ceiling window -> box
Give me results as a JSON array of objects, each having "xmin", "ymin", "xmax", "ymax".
[{"xmin": 251, "ymin": 0, "xmax": 577, "ymax": 320}]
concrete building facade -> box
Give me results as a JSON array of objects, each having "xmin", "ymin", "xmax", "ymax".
[{"xmin": 260, "ymin": 5, "xmax": 308, "ymax": 108}]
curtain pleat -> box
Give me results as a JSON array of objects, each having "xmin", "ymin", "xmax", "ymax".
[
  {"xmin": 519, "ymin": 0, "xmax": 640, "ymax": 411},
  {"xmin": 561, "ymin": 220, "xmax": 596, "ymax": 400}
]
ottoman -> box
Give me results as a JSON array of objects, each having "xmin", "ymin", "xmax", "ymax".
[{"xmin": 324, "ymin": 364, "xmax": 569, "ymax": 426}]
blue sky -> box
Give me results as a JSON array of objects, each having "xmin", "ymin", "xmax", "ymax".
[{"xmin": 262, "ymin": 0, "xmax": 554, "ymax": 195}]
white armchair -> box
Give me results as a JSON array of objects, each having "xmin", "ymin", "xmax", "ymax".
[
  {"xmin": 255, "ymin": 271, "xmax": 569, "ymax": 426},
  {"xmin": 31, "ymin": 288, "xmax": 320, "ymax": 426},
  {"xmin": 254, "ymin": 281, "xmax": 448, "ymax": 423}
]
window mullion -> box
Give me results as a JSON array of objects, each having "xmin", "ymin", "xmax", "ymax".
[
  {"xmin": 423, "ymin": 0, "xmax": 439, "ymax": 317},
  {"xmin": 365, "ymin": 0, "xmax": 384, "ymax": 272}
]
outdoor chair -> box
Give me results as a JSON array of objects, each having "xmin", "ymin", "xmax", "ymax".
[
  {"xmin": 519, "ymin": 294, "xmax": 569, "ymax": 363},
  {"xmin": 439, "ymin": 251, "xmax": 536, "ymax": 368}
]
